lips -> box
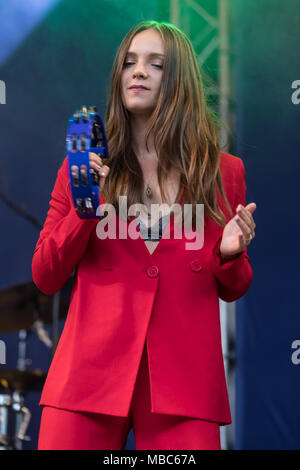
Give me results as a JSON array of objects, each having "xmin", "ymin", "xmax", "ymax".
[{"xmin": 129, "ymin": 85, "xmax": 149, "ymax": 90}]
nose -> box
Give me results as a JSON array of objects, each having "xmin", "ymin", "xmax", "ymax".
[{"xmin": 132, "ymin": 63, "xmax": 147, "ymax": 78}]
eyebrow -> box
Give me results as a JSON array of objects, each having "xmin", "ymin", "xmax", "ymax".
[{"xmin": 125, "ymin": 51, "xmax": 165, "ymax": 59}]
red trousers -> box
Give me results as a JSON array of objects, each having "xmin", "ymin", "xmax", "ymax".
[{"xmin": 38, "ymin": 341, "xmax": 221, "ymax": 450}]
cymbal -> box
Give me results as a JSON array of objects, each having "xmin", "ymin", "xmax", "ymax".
[
  {"xmin": 0, "ymin": 278, "xmax": 73, "ymax": 333},
  {"xmin": 0, "ymin": 369, "xmax": 46, "ymax": 392}
]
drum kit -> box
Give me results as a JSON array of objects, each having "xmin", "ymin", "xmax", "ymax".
[
  {"xmin": 0, "ymin": 105, "xmax": 106, "ymax": 449},
  {"xmin": 0, "ymin": 278, "xmax": 72, "ymax": 450}
]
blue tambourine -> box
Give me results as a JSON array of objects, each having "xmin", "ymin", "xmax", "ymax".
[{"xmin": 66, "ymin": 106, "xmax": 109, "ymax": 218}]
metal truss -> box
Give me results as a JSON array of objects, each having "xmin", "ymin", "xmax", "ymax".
[{"xmin": 170, "ymin": 0, "xmax": 236, "ymax": 450}]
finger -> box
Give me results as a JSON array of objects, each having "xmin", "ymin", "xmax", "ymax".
[
  {"xmin": 244, "ymin": 203, "xmax": 256, "ymax": 229},
  {"xmin": 239, "ymin": 233, "xmax": 246, "ymax": 249},
  {"xmin": 89, "ymin": 162, "xmax": 102, "ymax": 175},
  {"xmin": 244, "ymin": 202, "xmax": 257, "ymax": 214},
  {"xmin": 99, "ymin": 165, "xmax": 110, "ymax": 178},
  {"xmin": 99, "ymin": 165, "xmax": 110, "ymax": 190},
  {"xmin": 89, "ymin": 157, "xmax": 103, "ymax": 174},
  {"xmin": 89, "ymin": 152, "xmax": 103, "ymax": 166},
  {"xmin": 236, "ymin": 215, "xmax": 252, "ymax": 239},
  {"xmin": 237, "ymin": 205, "xmax": 255, "ymax": 231}
]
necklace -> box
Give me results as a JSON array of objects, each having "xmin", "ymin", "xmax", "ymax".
[
  {"xmin": 136, "ymin": 151, "xmax": 157, "ymax": 200},
  {"xmin": 145, "ymin": 183, "xmax": 153, "ymax": 199},
  {"xmin": 144, "ymin": 181, "xmax": 155, "ymax": 220},
  {"xmin": 144, "ymin": 172, "xmax": 156, "ymax": 200}
]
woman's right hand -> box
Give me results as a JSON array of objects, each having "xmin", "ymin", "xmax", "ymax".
[{"xmin": 89, "ymin": 152, "xmax": 110, "ymax": 191}]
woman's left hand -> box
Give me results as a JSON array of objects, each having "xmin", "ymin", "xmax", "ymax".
[{"xmin": 220, "ymin": 203, "xmax": 256, "ymax": 262}]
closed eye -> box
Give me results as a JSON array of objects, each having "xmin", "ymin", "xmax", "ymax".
[{"xmin": 123, "ymin": 62, "xmax": 163, "ymax": 69}]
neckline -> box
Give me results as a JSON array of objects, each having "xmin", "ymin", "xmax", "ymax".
[
  {"xmin": 99, "ymin": 189, "xmax": 185, "ymax": 259},
  {"xmin": 134, "ymin": 210, "xmax": 176, "ymax": 258},
  {"xmin": 131, "ymin": 187, "xmax": 185, "ymax": 258},
  {"xmin": 136, "ymin": 213, "xmax": 170, "ymax": 229}
]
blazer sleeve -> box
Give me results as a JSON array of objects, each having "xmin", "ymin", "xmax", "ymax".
[
  {"xmin": 31, "ymin": 157, "xmax": 98, "ymax": 295},
  {"xmin": 211, "ymin": 158, "xmax": 253, "ymax": 302}
]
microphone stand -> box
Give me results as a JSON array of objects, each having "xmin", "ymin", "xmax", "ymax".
[{"xmin": 0, "ymin": 189, "xmax": 64, "ymax": 356}]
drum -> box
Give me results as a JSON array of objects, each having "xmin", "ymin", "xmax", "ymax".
[
  {"xmin": 0, "ymin": 391, "xmax": 33, "ymax": 450},
  {"xmin": 0, "ymin": 394, "xmax": 12, "ymax": 450}
]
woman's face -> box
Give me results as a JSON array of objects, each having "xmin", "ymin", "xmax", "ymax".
[{"xmin": 121, "ymin": 29, "xmax": 164, "ymax": 118}]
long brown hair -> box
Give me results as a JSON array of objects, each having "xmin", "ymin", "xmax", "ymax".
[{"xmin": 103, "ymin": 20, "xmax": 232, "ymax": 226}]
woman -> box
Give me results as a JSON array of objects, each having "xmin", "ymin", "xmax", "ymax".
[{"xmin": 33, "ymin": 21, "xmax": 256, "ymax": 450}]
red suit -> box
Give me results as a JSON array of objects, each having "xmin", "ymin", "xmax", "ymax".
[{"xmin": 32, "ymin": 151, "xmax": 253, "ymax": 425}]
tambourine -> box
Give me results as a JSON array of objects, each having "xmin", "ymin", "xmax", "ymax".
[{"xmin": 66, "ymin": 106, "xmax": 109, "ymax": 218}]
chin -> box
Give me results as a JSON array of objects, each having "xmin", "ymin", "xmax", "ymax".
[{"xmin": 127, "ymin": 104, "xmax": 155, "ymax": 117}]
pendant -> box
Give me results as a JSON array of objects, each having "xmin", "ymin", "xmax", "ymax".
[{"xmin": 145, "ymin": 185, "xmax": 152, "ymax": 198}]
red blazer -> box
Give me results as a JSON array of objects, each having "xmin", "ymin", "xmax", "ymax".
[{"xmin": 32, "ymin": 152, "xmax": 253, "ymax": 425}]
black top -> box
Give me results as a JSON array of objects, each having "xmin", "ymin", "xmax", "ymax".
[{"xmin": 136, "ymin": 214, "xmax": 170, "ymax": 241}]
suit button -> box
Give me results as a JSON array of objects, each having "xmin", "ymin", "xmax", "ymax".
[
  {"xmin": 190, "ymin": 260, "xmax": 202, "ymax": 272},
  {"xmin": 147, "ymin": 266, "xmax": 159, "ymax": 278}
]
